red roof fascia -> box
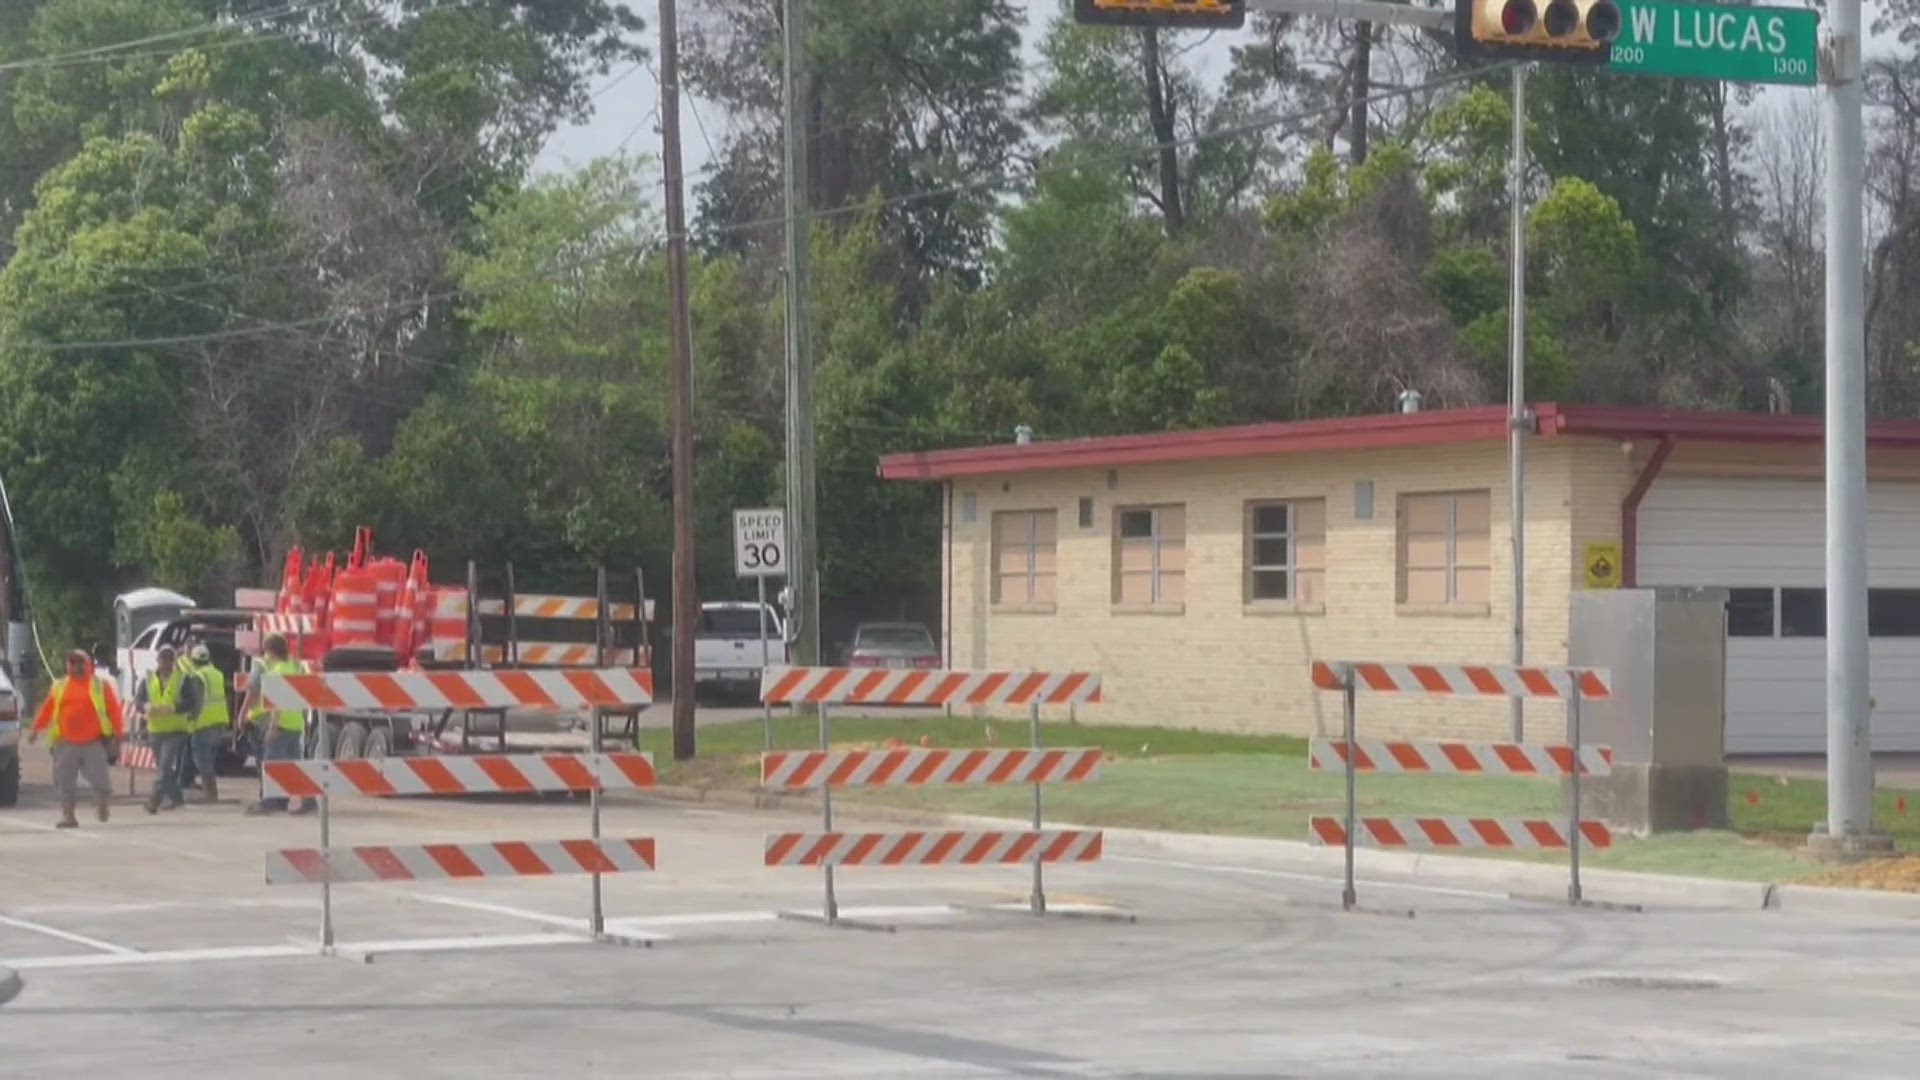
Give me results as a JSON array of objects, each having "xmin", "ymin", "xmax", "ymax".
[
  {"xmin": 1548, "ymin": 404, "xmax": 1920, "ymax": 448},
  {"xmin": 877, "ymin": 406, "xmax": 1516, "ymax": 481},
  {"xmin": 876, "ymin": 403, "xmax": 1920, "ymax": 483}
]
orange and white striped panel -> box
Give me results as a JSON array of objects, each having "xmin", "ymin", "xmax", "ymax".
[
  {"xmin": 259, "ymin": 668, "xmax": 653, "ymax": 713},
  {"xmin": 256, "ymin": 613, "xmax": 316, "ymax": 635},
  {"xmin": 763, "ymin": 830, "xmax": 1103, "ymax": 867},
  {"xmin": 476, "ymin": 643, "xmax": 640, "ymax": 666},
  {"xmin": 760, "ymin": 666, "xmax": 1101, "ymax": 707},
  {"xmin": 120, "ymin": 744, "xmax": 156, "ymax": 771},
  {"xmin": 1307, "ymin": 738, "xmax": 1612, "ymax": 778},
  {"xmin": 1308, "ymin": 816, "xmax": 1612, "ymax": 850},
  {"xmin": 475, "ymin": 596, "xmax": 650, "ymax": 621},
  {"xmin": 1311, "ymin": 660, "xmax": 1612, "ymax": 699},
  {"xmin": 262, "ymin": 753, "xmax": 656, "ymax": 799},
  {"xmin": 266, "ymin": 837, "xmax": 656, "ymax": 884},
  {"xmin": 761, "ymin": 748, "xmax": 1103, "ymax": 789}
]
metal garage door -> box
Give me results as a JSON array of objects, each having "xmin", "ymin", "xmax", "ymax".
[{"xmin": 1637, "ymin": 476, "xmax": 1920, "ymax": 754}]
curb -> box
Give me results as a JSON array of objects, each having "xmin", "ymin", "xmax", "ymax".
[{"xmin": 631, "ymin": 783, "xmax": 1920, "ymax": 917}]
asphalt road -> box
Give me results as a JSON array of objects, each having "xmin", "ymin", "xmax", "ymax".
[{"xmin": 4, "ymin": 755, "xmax": 1920, "ymax": 1077}]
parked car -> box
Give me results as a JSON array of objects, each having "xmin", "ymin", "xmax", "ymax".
[
  {"xmin": 0, "ymin": 665, "xmax": 20, "ymax": 807},
  {"xmin": 846, "ymin": 621, "xmax": 940, "ymax": 669},
  {"xmin": 693, "ymin": 601, "xmax": 788, "ymax": 702}
]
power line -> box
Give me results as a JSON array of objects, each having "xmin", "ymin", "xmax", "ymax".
[
  {"xmin": 9, "ymin": 61, "xmax": 1508, "ymax": 356},
  {"xmin": 0, "ymin": 0, "xmax": 352, "ymax": 73}
]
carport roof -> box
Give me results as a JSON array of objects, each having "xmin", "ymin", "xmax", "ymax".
[{"xmin": 876, "ymin": 404, "xmax": 1920, "ymax": 482}]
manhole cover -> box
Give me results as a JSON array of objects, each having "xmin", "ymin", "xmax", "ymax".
[{"xmin": 1579, "ymin": 975, "xmax": 1721, "ymax": 991}]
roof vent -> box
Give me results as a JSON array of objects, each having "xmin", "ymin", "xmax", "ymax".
[
  {"xmin": 1397, "ymin": 388, "xmax": 1424, "ymax": 414},
  {"xmin": 1014, "ymin": 424, "xmax": 1035, "ymax": 445}
]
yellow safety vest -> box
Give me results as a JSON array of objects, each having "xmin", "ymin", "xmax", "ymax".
[
  {"xmin": 185, "ymin": 661, "xmax": 230, "ymax": 732},
  {"xmin": 145, "ymin": 668, "xmax": 190, "ymax": 735},
  {"xmin": 47, "ymin": 677, "xmax": 111, "ymax": 745},
  {"xmin": 249, "ymin": 658, "xmax": 306, "ymax": 733}
]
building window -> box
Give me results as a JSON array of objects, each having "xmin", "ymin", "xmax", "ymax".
[
  {"xmin": 1871, "ymin": 589, "xmax": 1920, "ymax": 637},
  {"xmin": 1114, "ymin": 505, "xmax": 1185, "ymax": 606},
  {"xmin": 1726, "ymin": 588, "xmax": 1777, "ymax": 637},
  {"xmin": 1397, "ymin": 490, "xmax": 1491, "ymax": 606},
  {"xmin": 1246, "ymin": 500, "xmax": 1326, "ymax": 604},
  {"xmin": 992, "ymin": 510, "xmax": 1056, "ymax": 607},
  {"xmin": 1078, "ymin": 496, "xmax": 1094, "ymax": 529},
  {"xmin": 1780, "ymin": 587, "xmax": 1825, "ymax": 638}
]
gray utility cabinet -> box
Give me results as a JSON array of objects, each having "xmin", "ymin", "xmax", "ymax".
[{"xmin": 1568, "ymin": 587, "xmax": 1729, "ymax": 834}]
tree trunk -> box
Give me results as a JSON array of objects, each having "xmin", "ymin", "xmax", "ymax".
[
  {"xmin": 1140, "ymin": 27, "xmax": 1185, "ymax": 235},
  {"xmin": 1350, "ymin": 23, "xmax": 1371, "ymax": 166}
]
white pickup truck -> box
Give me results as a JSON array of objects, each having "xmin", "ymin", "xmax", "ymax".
[
  {"xmin": 0, "ymin": 665, "xmax": 21, "ymax": 807},
  {"xmin": 694, "ymin": 601, "xmax": 787, "ymax": 702}
]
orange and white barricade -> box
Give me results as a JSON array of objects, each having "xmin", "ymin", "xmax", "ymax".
[
  {"xmin": 1309, "ymin": 660, "xmax": 1613, "ymax": 910},
  {"xmin": 758, "ymin": 666, "xmax": 1110, "ymax": 930},
  {"xmin": 260, "ymin": 751, "xmax": 655, "ymax": 953}
]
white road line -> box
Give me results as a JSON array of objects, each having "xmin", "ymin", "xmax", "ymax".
[
  {"xmin": 16, "ymin": 899, "xmax": 317, "ymax": 917},
  {"xmin": 331, "ymin": 932, "xmax": 627, "ymax": 957},
  {"xmin": 0, "ymin": 913, "xmax": 138, "ymax": 955},
  {"xmin": 1107, "ymin": 854, "xmax": 1512, "ymax": 901},
  {"xmin": 406, "ymin": 893, "xmax": 589, "ymax": 928},
  {"xmin": 0, "ymin": 817, "xmax": 223, "ymax": 862},
  {"xmin": 7, "ymin": 944, "xmax": 306, "ymax": 970}
]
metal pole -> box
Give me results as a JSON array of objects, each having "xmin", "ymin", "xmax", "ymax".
[
  {"xmin": 660, "ymin": 0, "xmax": 700, "ymax": 764},
  {"xmin": 758, "ymin": 576, "xmax": 773, "ymax": 751},
  {"xmin": 1029, "ymin": 700, "xmax": 1046, "ymax": 915},
  {"xmin": 1507, "ymin": 62, "xmax": 1529, "ymax": 745},
  {"xmin": 781, "ymin": 0, "xmax": 821, "ymax": 671},
  {"xmin": 590, "ymin": 757, "xmax": 605, "ymax": 938},
  {"xmin": 1341, "ymin": 676, "xmax": 1357, "ymax": 911},
  {"xmin": 1567, "ymin": 683, "xmax": 1583, "ymax": 905},
  {"xmin": 1822, "ymin": 0, "xmax": 1875, "ymax": 847},
  {"xmin": 318, "ymin": 734, "xmax": 333, "ymax": 953},
  {"xmin": 819, "ymin": 701, "xmax": 836, "ymax": 923}
]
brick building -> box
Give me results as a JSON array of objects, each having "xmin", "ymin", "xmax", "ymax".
[{"xmin": 878, "ymin": 404, "xmax": 1920, "ymax": 753}]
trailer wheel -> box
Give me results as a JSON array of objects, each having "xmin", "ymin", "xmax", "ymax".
[
  {"xmin": 333, "ymin": 720, "xmax": 368, "ymax": 761},
  {"xmin": 364, "ymin": 725, "xmax": 393, "ymax": 760},
  {"xmin": 0, "ymin": 754, "xmax": 18, "ymax": 808}
]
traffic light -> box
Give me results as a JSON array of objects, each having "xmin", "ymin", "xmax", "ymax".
[
  {"xmin": 1455, "ymin": 0, "xmax": 1621, "ymax": 61},
  {"xmin": 1073, "ymin": 0, "xmax": 1246, "ymax": 30}
]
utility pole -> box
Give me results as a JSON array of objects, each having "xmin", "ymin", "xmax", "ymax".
[
  {"xmin": 781, "ymin": 0, "xmax": 821, "ymax": 667},
  {"xmin": 1507, "ymin": 63, "xmax": 1528, "ymax": 743},
  {"xmin": 658, "ymin": 0, "xmax": 699, "ymax": 761},
  {"xmin": 1817, "ymin": 0, "xmax": 1882, "ymax": 853}
]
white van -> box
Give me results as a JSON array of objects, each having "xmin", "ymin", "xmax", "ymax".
[{"xmin": 693, "ymin": 601, "xmax": 787, "ymax": 701}]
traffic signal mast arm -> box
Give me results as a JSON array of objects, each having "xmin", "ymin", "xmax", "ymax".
[{"xmin": 1242, "ymin": 0, "xmax": 1450, "ymax": 29}]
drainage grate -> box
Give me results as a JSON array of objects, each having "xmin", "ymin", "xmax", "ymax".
[{"xmin": 1579, "ymin": 975, "xmax": 1722, "ymax": 991}]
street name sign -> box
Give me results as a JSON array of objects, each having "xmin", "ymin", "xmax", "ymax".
[{"xmin": 1608, "ymin": 1, "xmax": 1818, "ymax": 85}]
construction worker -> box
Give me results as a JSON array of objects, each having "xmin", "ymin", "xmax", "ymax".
[
  {"xmin": 238, "ymin": 633, "xmax": 313, "ymax": 816},
  {"xmin": 133, "ymin": 645, "xmax": 201, "ymax": 813},
  {"xmin": 181, "ymin": 643, "xmax": 229, "ymax": 803},
  {"xmin": 26, "ymin": 650, "xmax": 124, "ymax": 828}
]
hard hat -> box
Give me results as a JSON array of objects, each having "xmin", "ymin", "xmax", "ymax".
[
  {"xmin": 157, "ymin": 644, "xmax": 177, "ymax": 659},
  {"xmin": 190, "ymin": 644, "xmax": 211, "ymax": 663}
]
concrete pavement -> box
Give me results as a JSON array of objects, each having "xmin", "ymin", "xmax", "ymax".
[{"xmin": 6, "ymin": 758, "xmax": 1920, "ymax": 1075}]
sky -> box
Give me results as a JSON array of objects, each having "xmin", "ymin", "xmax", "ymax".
[{"xmin": 530, "ymin": 0, "xmax": 1238, "ymax": 189}]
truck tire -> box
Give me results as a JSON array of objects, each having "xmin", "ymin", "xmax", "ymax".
[
  {"xmin": 333, "ymin": 720, "xmax": 368, "ymax": 760},
  {"xmin": 321, "ymin": 646, "xmax": 397, "ymax": 673},
  {"xmin": 364, "ymin": 725, "xmax": 393, "ymax": 760},
  {"xmin": 0, "ymin": 754, "xmax": 18, "ymax": 808}
]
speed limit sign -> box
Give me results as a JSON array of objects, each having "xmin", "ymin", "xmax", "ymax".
[{"xmin": 733, "ymin": 508, "xmax": 787, "ymax": 577}]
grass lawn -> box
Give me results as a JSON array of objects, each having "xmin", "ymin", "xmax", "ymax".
[{"xmin": 633, "ymin": 713, "xmax": 1920, "ymax": 884}]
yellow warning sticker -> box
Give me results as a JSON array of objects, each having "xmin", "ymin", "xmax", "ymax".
[{"xmin": 1584, "ymin": 541, "xmax": 1622, "ymax": 589}]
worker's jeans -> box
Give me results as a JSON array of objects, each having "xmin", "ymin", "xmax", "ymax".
[
  {"xmin": 257, "ymin": 728, "xmax": 315, "ymax": 812},
  {"xmin": 189, "ymin": 728, "xmax": 225, "ymax": 790},
  {"xmin": 147, "ymin": 733, "xmax": 190, "ymax": 808}
]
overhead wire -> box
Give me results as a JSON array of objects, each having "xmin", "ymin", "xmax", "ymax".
[{"xmin": 9, "ymin": 60, "xmax": 1512, "ymax": 355}]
